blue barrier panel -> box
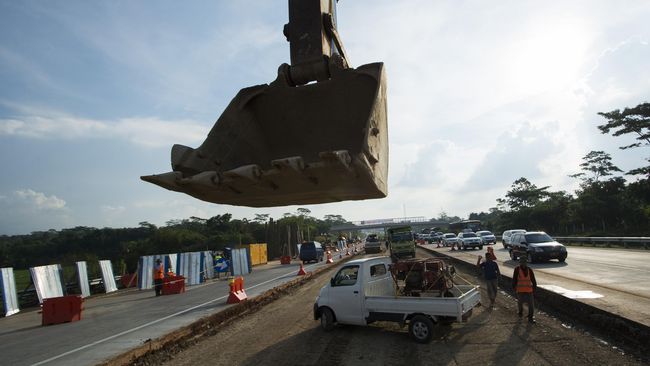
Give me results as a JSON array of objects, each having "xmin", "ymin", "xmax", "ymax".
[{"xmin": 0, "ymin": 267, "xmax": 20, "ymax": 316}]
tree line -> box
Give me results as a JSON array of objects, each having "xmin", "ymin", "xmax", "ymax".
[{"xmin": 0, "ymin": 210, "xmax": 352, "ymax": 272}]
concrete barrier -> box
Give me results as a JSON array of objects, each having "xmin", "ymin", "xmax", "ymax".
[{"xmin": 419, "ymin": 245, "xmax": 650, "ymax": 353}]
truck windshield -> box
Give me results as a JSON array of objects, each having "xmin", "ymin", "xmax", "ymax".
[{"xmin": 391, "ymin": 233, "xmax": 413, "ymax": 241}]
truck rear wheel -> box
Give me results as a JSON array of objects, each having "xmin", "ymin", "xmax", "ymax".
[
  {"xmin": 320, "ymin": 308, "xmax": 335, "ymax": 331},
  {"xmin": 409, "ymin": 315, "xmax": 434, "ymax": 343}
]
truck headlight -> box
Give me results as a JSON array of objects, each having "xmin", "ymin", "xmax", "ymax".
[{"xmin": 534, "ymin": 247, "xmax": 543, "ymax": 252}]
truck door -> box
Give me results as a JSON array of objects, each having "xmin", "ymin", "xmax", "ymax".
[{"xmin": 329, "ymin": 265, "xmax": 365, "ymax": 325}]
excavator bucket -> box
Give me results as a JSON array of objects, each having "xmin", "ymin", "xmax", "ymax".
[{"xmin": 141, "ymin": 62, "xmax": 387, "ymax": 207}]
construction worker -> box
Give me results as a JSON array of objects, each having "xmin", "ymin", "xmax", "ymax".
[
  {"xmin": 476, "ymin": 253, "xmax": 500, "ymax": 308},
  {"xmin": 153, "ymin": 258, "xmax": 165, "ymax": 296},
  {"xmin": 512, "ymin": 255, "xmax": 537, "ymax": 323}
]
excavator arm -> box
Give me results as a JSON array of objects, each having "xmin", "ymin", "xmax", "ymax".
[{"xmin": 141, "ymin": 0, "xmax": 388, "ymax": 207}]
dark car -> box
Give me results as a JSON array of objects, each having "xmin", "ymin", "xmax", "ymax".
[
  {"xmin": 299, "ymin": 241, "xmax": 324, "ymax": 263},
  {"xmin": 509, "ymin": 232, "xmax": 567, "ymax": 263}
]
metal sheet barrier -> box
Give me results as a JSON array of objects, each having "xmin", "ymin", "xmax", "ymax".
[
  {"xmin": 30, "ymin": 264, "xmax": 65, "ymax": 303},
  {"xmin": 137, "ymin": 254, "xmax": 183, "ymax": 290},
  {"xmin": 138, "ymin": 256, "xmax": 153, "ymax": 290},
  {"xmin": 1, "ymin": 267, "xmax": 20, "ymax": 316},
  {"xmin": 99, "ymin": 260, "xmax": 118, "ymax": 293},
  {"xmin": 75, "ymin": 261, "xmax": 91, "ymax": 298},
  {"xmin": 177, "ymin": 252, "xmax": 203, "ymax": 286},
  {"xmin": 203, "ymin": 251, "xmax": 214, "ymax": 279},
  {"xmin": 167, "ymin": 253, "xmax": 177, "ymax": 273},
  {"xmin": 231, "ymin": 248, "xmax": 251, "ymax": 276}
]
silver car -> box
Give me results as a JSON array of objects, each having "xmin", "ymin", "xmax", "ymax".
[
  {"xmin": 442, "ymin": 233, "xmax": 459, "ymax": 247},
  {"xmin": 457, "ymin": 232, "xmax": 483, "ymax": 250},
  {"xmin": 476, "ymin": 230, "xmax": 496, "ymax": 245}
]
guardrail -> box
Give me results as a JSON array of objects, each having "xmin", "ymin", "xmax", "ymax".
[
  {"xmin": 553, "ymin": 236, "xmax": 650, "ymax": 249},
  {"xmin": 495, "ymin": 235, "xmax": 650, "ymax": 249}
]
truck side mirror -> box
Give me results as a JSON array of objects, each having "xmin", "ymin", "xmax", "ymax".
[{"xmin": 330, "ymin": 278, "xmax": 335, "ymax": 286}]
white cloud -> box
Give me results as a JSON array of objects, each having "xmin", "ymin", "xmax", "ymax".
[
  {"xmin": 0, "ymin": 110, "xmax": 209, "ymax": 148},
  {"xmin": 13, "ymin": 189, "xmax": 67, "ymax": 210},
  {"xmin": 0, "ymin": 189, "xmax": 72, "ymax": 234}
]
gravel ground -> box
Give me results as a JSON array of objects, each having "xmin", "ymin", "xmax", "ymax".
[{"xmin": 145, "ymin": 255, "xmax": 645, "ymax": 366}]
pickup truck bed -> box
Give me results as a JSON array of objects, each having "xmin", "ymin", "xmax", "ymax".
[{"xmin": 365, "ymin": 285, "xmax": 481, "ymax": 323}]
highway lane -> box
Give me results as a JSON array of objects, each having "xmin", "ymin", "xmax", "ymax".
[
  {"xmin": 0, "ymin": 250, "xmax": 358, "ymax": 366},
  {"xmin": 492, "ymin": 244, "xmax": 650, "ymax": 298},
  {"xmin": 422, "ymin": 242, "xmax": 650, "ymax": 327}
]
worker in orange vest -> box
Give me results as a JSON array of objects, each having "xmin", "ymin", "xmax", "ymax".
[
  {"xmin": 512, "ymin": 255, "xmax": 537, "ymax": 323},
  {"xmin": 153, "ymin": 258, "xmax": 165, "ymax": 296}
]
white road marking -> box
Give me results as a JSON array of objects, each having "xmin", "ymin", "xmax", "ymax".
[
  {"xmin": 31, "ymin": 265, "xmax": 318, "ymax": 366},
  {"xmin": 539, "ymin": 284, "xmax": 603, "ymax": 299}
]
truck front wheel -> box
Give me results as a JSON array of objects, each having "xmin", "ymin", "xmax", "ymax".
[
  {"xmin": 409, "ymin": 315, "xmax": 434, "ymax": 343},
  {"xmin": 320, "ymin": 308, "xmax": 335, "ymax": 331}
]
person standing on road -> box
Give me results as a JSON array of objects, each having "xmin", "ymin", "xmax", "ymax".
[
  {"xmin": 476, "ymin": 253, "xmax": 500, "ymax": 308},
  {"xmin": 153, "ymin": 258, "xmax": 165, "ymax": 296},
  {"xmin": 512, "ymin": 255, "xmax": 537, "ymax": 323}
]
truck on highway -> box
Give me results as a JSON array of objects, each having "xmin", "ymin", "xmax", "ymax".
[
  {"xmin": 386, "ymin": 226, "xmax": 416, "ymax": 259},
  {"xmin": 313, "ymin": 256, "xmax": 481, "ymax": 343}
]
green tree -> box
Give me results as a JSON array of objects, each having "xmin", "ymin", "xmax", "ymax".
[
  {"xmin": 598, "ymin": 102, "xmax": 650, "ymax": 177},
  {"xmin": 505, "ymin": 178, "xmax": 550, "ymax": 210},
  {"xmin": 569, "ymin": 150, "xmax": 622, "ymax": 185}
]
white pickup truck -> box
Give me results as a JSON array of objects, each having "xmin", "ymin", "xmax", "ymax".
[{"xmin": 313, "ymin": 256, "xmax": 481, "ymax": 343}]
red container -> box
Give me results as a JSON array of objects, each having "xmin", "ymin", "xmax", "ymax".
[
  {"xmin": 162, "ymin": 275, "xmax": 186, "ymax": 295},
  {"xmin": 120, "ymin": 273, "xmax": 137, "ymax": 288},
  {"xmin": 280, "ymin": 256, "xmax": 291, "ymax": 264},
  {"xmin": 42, "ymin": 295, "xmax": 84, "ymax": 326}
]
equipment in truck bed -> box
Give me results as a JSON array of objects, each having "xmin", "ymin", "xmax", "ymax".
[{"xmin": 389, "ymin": 258, "xmax": 456, "ymax": 297}]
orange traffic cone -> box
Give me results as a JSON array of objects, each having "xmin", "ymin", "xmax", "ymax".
[
  {"xmin": 326, "ymin": 251, "xmax": 333, "ymax": 264},
  {"xmin": 297, "ymin": 263, "xmax": 307, "ymax": 276}
]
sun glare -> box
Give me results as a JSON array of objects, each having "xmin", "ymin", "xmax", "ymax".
[{"xmin": 508, "ymin": 18, "xmax": 590, "ymax": 95}]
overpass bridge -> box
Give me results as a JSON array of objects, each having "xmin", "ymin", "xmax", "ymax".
[{"xmin": 330, "ymin": 216, "xmax": 449, "ymax": 232}]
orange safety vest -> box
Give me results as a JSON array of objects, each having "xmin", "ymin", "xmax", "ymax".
[
  {"xmin": 154, "ymin": 263, "xmax": 165, "ymax": 280},
  {"xmin": 516, "ymin": 267, "xmax": 533, "ymax": 293}
]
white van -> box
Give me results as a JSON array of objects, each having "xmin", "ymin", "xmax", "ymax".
[{"xmin": 501, "ymin": 229, "xmax": 526, "ymax": 249}]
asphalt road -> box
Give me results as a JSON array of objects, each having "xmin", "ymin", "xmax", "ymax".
[
  {"xmin": 0, "ymin": 248, "xmax": 358, "ymax": 366},
  {"xmin": 422, "ymin": 242, "xmax": 650, "ymax": 327}
]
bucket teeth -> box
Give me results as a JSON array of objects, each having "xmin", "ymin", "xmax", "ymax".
[
  {"xmin": 140, "ymin": 171, "xmax": 183, "ymax": 191},
  {"xmin": 182, "ymin": 171, "xmax": 220, "ymax": 187},
  {"xmin": 222, "ymin": 164, "xmax": 262, "ymax": 183},
  {"xmin": 271, "ymin": 156, "xmax": 306, "ymax": 173},
  {"xmin": 319, "ymin": 150, "xmax": 354, "ymax": 173}
]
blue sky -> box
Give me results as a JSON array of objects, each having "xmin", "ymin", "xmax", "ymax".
[{"xmin": 1, "ymin": 1, "xmax": 649, "ymax": 235}]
